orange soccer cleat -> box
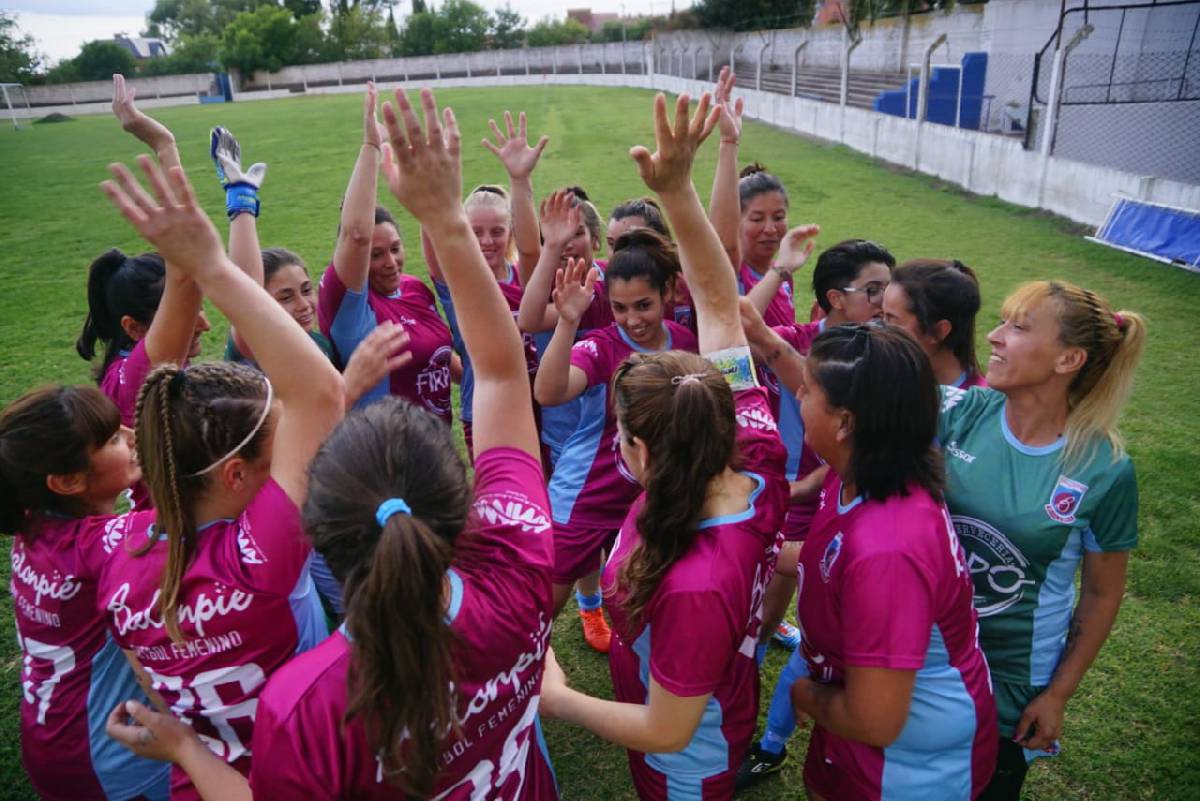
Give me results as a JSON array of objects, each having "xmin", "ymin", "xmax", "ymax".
[{"xmin": 579, "ymin": 607, "xmax": 612, "ymax": 653}]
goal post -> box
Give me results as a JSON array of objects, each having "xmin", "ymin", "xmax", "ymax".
[{"xmin": 0, "ymin": 83, "xmax": 31, "ymax": 130}]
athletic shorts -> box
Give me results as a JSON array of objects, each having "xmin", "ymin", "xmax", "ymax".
[
  {"xmin": 993, "ymin": 679, "xmax": 1061, "ymax": 760},
  {"xmin": 552, "ymin": 522, "xmax": 618, "ymax": 585}
]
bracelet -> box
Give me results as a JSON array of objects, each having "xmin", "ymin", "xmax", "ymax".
[{"xmin": 771, "ymin": 266, "xmax": 793, "ymax": 281}]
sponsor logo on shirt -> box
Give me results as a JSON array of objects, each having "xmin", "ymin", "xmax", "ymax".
[
  {"xmin": 418, "ymin": 345, "xmax": 454, "ymax": 416},
  {"xmin": 572, "ymin": 339, "xmax": 599, "ymax": 358},
  {"xmin": 1045, "ymin": 475, "xmax": 1088, "ymax": 524},
  {"xmin": 736, "ymin": 405, "xmax": 778, "ymax": 433},
  {"xmin": 103, "ymin": 517, "xmax": 129, "ymax": 554},
  {"xmin": 10, "ymin": 546, "xmax": 83, "ymax": 606},
  {"xmin": 473, "ymin": 493, "xmax": 552, "ymax": 534},
  {"xmin": 236, "ymin": 525, "xmax": 266, "ymax": 566},
  {"xmin": 953, "ymin": 515, "xmax": 1035, "ymax": 616},
  {"xmin": 942, "ymin": 385, "xmax": 967, "ymax": 412},
  {"xmin": 946, "ymin": 440, "xmax": 977, "ymax": 464},
  {"xmin": 819, "ymin": 532, "xmax": 843, "ymax": 582},
  {"xmin": 107, "ymin": 583, "xmax": 254, "ymax": 638}
]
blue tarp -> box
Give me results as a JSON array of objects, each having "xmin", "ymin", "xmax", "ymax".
[{"xmin": 1092, "ymin": 198, "xmax": 1200, "ymax": 270}]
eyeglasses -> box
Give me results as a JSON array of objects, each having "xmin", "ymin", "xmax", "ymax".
[{"xmin": 840, "ymin": 281, "xmax": 889, "ymax": 304}]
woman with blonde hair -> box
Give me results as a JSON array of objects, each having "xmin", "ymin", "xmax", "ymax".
[{"xmin": 939, "ymin": 280, "xmax": 1145, "ymax": 800}]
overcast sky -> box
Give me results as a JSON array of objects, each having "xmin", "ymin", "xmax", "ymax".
[{"xmin": 7, "ymin": 1, "xmax": 689, "ymax": 65}]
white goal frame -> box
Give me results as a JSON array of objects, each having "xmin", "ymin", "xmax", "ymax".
[{"xmin": 1, "ymin": 83, "xmax": 32, "ymax": 130}]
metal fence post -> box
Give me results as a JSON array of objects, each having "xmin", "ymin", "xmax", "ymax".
[
  {"xmin": 915, "ymin": 34, "xmax": 948, "ymax": 171},
  {"xmin": 1038, "ymin": 24, "xmax": 1094, "ymax": 204},
  {"xmin": 792, "ymin": 41, "xmax": 807, "ymax": 98}
]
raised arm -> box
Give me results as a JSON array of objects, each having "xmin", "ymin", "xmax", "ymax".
[
  {"xmin": 333, "ymin": 83, "xmax": 385, "ymax": 292},
  {"xmin": 381, "ymin": 88, "xmax": 538, "ymax": 460},
  {"xmin": 739, "ymin": 298, "xmax": 805, "ymax": 394},
  {"xmin": 533, "ymin": 258, "xmax": 595, "ymax": 407},
  {"xmin": 112, "ymin": 74, "xmax": 180, "ymax": 171},
  {"xmin": 483, "ymin": 110, "xmax": 548, "ymax": 286},
  {"xmin": 745, "ymin": 224, "xmax": 819, "ymax": 315},
  {"xmin": 516, "ymin": 190, "xmax": 582, "ymax": 334},
  {"xmin": 708, "ymin": 67, "xmax": 744, "ymax": 271},
  {"xmin": 632, "ymin": 92, "xmax": 739, "ymax": 355},
  {"xmin": 111, "ymin": 75, "xmax": 204, "ymax": 366},
  {"xmin": 101, "ymin": 156, "xmax": 344, "ymax": 506}
]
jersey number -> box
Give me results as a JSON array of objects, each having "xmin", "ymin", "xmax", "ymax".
[
  {"xmin": 20, "ymin": 637, "xmax": 76, "ymax": 725},
  {"xmin": 149, "ymin": 663, "xmax": 266, "ymax": 762}
]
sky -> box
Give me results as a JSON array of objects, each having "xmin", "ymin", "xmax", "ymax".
[{"xmin": 6, "ymin": 0, "xmax": 688, "ymax": 66}]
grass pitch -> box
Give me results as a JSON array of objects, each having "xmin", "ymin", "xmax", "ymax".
[{"xmin": 1, "ymin": 85, "xmax": 1198, "ymax": 800}]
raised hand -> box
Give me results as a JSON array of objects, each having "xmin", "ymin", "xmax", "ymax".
[
  {"xmin": 362, "ymin": 81, "xmax": 386, "ymax": 150},
  {"xmin": 713, "ymin": 66, "xmax": 744, "ymax": 144},
  {"xmin": 210, "ymin": 127, "xmax": 267, "ymax": 190},
  {"xmin": 380, "ymin": 88, "xmax": 463, "ymax": 227},
  {"xmin": 111, "ymin": 74, "xmax": 175, "ymax": 154},
  {"xmin": 483, "ymin": 111, "xmax": 549, "ymax": 180},
  {"xmin": 776, "ymin": 224, "xmax": 821, "ymax": 273},
  {"xmin": 552, "ymin": 258, "xmax": 599, "ymax": 325},
  {"xmin": 630, "ymin": 92, "xmax": 722, "ymax": 196},
  {"xmin": 343, "ymin": 322, "xmax": 413, "ymax": 407},
  {"xmin": 100, "ymin": 155, "xmax": 225, "ymax": 281},
  {"xmin": 539, "ymin": 189, "xmax": 582, "ymax": 248}
]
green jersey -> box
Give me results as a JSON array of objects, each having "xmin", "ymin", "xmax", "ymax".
[
  {"xmin": 224, "ymin": 330, "xmax": 337, "ymax": 368},
  {"xmin": 938, "ymin": 386, "xmax": 1137, "ymax": 686}
]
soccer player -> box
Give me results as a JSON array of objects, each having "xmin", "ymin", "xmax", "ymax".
[
  {"xmin": 785, "ymin": 322, "xmax": 997, "ymax": 801},
  {"xmin": 76, "ymin": 76, "xmax": 210, "ymax": 509},
  {"xmin": 94, "ymin": 151, "xmax": 345, "ymax": 797},
  {"xmin": 883, "ymin": 259, "xmax": 987, "ymax": 388},
  {"xmin": 606, "ymin": 197, "xmax": 695, "ymax": 330},
  {"xmin": 534, "ymin": 227, "xmax": 698, "ymax": 652},
  {"xmin": 939, "ymin": 281, "xmax": 1145, "ymax": 800},
  {"xmin": 108, "ymin": 86, "xmax": 558, "ymax": 801},
  {"xmin": 737, "ymin": 239, "xmax": 898, "ymax": 786},
  {"xmin": 428, "ymin": 110, "xmax": 548, "ymax": 458},
  {"xmin": 2, "ymin": 385, "xmax": 170, "ymax": 801},
  {"xmin": 539, "ymin": 90, "xmax": 790, "ymax": 800},
  {"xmin": 318, "ymin": 82, "xmax": 457, "ymax": 417}
]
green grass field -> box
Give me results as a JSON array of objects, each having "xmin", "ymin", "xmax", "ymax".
[{"xmin": 1, "ymin": 85, "xmax": 1198, "ymax": 800}]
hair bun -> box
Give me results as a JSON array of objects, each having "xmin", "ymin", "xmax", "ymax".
[{"xmin": 739, "ymin": 162, "xmax": 769, "ymax": 179}]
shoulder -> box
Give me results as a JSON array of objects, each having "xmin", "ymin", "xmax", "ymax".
[
  {"xmin": 940, "ymin": 384, "xmax": 1002, "ymax": 426},
  {"xmin": 733, "ymin": 387, "xmax": 780, "ymax": 436},
  {"xmin": 472, "ymin": 447, "xmax": 550, "ymax": 508},
  {"xmin": 259, "ymin": 633, "xmax": 351, "ymax": 726},
  {"xmin": 318, "ymin": 261, "xmax": 345, "ymax": 294},
  {"xmin": 401, "ymin": 274, "xmax": 436, "ymax": 301},
  {"xmin": 850, "ymin": 489, "xmax": 946, "ymax": 556}
]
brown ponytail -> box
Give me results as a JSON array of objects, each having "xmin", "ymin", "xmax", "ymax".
[
  {"xmin": 303, "ymin": 397, "xmax": 470, "ymax": 793},
  {"xmin": 612, "ymin": 351, "xmax": 738, "ymax": 625},
  {"xmin": 134, "ymin": 362, "xmax": 271, "ymax": 643}
]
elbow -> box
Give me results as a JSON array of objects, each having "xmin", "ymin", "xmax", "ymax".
[
  {"xmin": 653, "ymin": 732, "xmax": 694, "ymax": 753},
  {"xmin": 314, "ymin": 368, "xmax": 347, "ymax": 417},
  {"xmin": 339, "ymin": 222, "xmax": 372, "ymax": 248},
  {"xmin": 857, "ymin": 717, "xmax": 907, "ymax": 749}
]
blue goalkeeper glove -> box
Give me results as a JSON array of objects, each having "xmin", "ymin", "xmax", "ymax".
[{"xmin": 210, "ymin": 126, "xmax": 267, "ymax": 219}]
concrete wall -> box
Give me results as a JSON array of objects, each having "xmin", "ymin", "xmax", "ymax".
[
  {"xmin": 22, "ymin": 74, "xmax": 216, "ymax": 107},
  {"xmin": 9, "ymin": 33, "xmax": 1196, "ymax": 229}
]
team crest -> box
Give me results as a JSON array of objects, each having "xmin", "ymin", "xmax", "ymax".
[
  {"xmin": 819, "ymin": 532, "xmax": 844, "ymax": 582},
  {"xmin": 1045, "ymin": 475, "xmax": 1088, "ymax": 524}
]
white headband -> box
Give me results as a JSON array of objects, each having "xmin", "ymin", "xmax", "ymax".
[{"xmin": 185, "ymin": 377, "xmax": 274, "ymax": 478}]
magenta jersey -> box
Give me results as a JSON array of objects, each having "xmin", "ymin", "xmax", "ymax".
[
  {"xmin": 737, "ymin": 263, "xmax": 795, "ymax": 327},
  {"xmin": 11, "ymin": 515, "xmax": 170, "ymax": 801},
  {"xmin": 797, "ymin": 473, "xmax": 997, "ymax": 801},
  {"xmin": 101, "ymin": 340, "xmax": 155, "ymax": 510},
  {"xmin": 602, "ymin": 387, "xmax": 789, "ymax": 799},
  {"xmin": 771, "ymin": 321, "xmax": 827, "ymax": 541},
  {"xmin": 319, "ymin": 266, "xmax": 454, "ymax": 421},
  {"xmin": 97, "ymin": 479, "xmax": 327, "ymax": 799},
  {"xmin": 249, "ymin": 447, "xmax": 557, "ymax": 800},
  {"xmin": 548, "ymin": 321, "xmax": 698, "ymax": 530}
]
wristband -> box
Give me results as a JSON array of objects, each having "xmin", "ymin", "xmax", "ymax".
[
  {"xmin": 704, "ymin": 345, "xmax": 757, "ymax": 391},
  {"xmin": 225, "ymin": 183, "xmax": 260, "ymax": 219},
  {"xmin": 771, "ymin": 265, "xmax": 793, "ymax": 281}
]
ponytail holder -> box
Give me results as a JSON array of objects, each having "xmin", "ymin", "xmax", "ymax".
[
  {"xmin": 1112, "ymin": 312, "xmax": 1126, "ymax": 330},
  {"xmin": 376, "ymin": 498, "xmax": 412, "ymax": 527},
  {"xmin": 671, "ymin": 373, "xmax": 705, "ymax": 386}
]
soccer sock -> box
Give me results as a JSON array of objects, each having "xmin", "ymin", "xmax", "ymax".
[
  {"xmin": 759, "ymin": 648, "xmax": 809, "ymax": 755},
  {"xmin": 576, "ymin": 589, "xmax": 602, "ymax": 612},
  {"xmin": 756, "ymin": 642, "xmax": 768, "ymax": 667}
]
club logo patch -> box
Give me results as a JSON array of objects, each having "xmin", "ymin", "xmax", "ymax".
[
  {"xmin": 1045, "ymin": 475, "xmax": 1088, "ymax": 524},
  {"xmin": 819, "ymin": 532, "xmax": 843, "ymax": 582}
]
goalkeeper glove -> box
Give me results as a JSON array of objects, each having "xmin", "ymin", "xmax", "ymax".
[{"xmin": 210, "ymin": 126, "xmax": 267, "ymax": 219}]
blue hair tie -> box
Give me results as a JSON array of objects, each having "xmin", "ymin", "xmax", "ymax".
[{"xmin": 376, "ymin": 498, "xmax": 412, "ymax": 527}]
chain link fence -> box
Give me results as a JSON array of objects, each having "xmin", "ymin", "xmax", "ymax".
[{"xmin": 1028, "ymin": 1, "xmax": 1200, "ymax": 183}]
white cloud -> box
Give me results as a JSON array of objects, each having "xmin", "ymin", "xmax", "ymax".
[{"xmin": 12, "ymin": 12, "xmax": 149, "ymax": 66}]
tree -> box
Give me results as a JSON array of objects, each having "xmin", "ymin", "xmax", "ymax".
[
  {"xmin": 146, "ymin": 0, "xmax": 272, "ymax": 42},
  {"xmin": 693, "ymin": 0, "xmax": 815, "ymax": 31},
  {"xmin": 328, "ymin": 5, "xmax": 391, "ymax": 60},
  {"xmin": 72, "ymin": 41, "xmax": 138, "ymax": 82},
  {"xmin": 0, "ymin": 11, "xmax": 42, "ymax": 84},
  {"xmin": 283, "ymin": 0, "xmax": 323, "ymax": 18},
  {"xmin": 433, "ymin": 0, "xmax": 491, "ymax": 54},
  {"xmin": 525, "ymin": 17, "xmax": 590, "ymax": 48},
  {"xmin": 139, "ymin": 32, "xmax": 221, "ymax": 75},
  {"xmin": 491, "ymin": 5, "xmax": 525, "ymax": 50},
  {"xmin": 400, "ymin": 12, "xmax": 436, "ymax": 57},
  {"xmin": 220, "ymin": 4, "xmax": 300, "ymax": 76}
]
